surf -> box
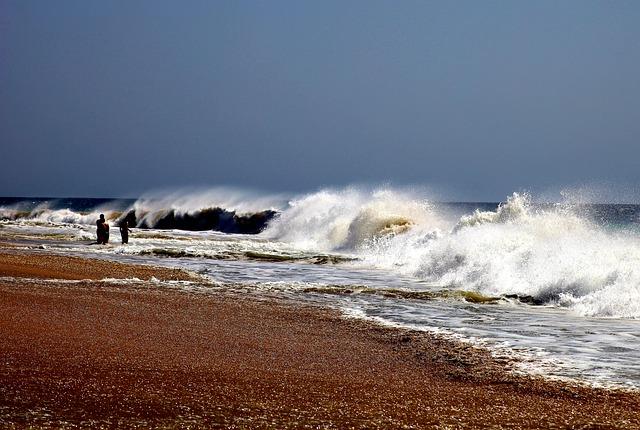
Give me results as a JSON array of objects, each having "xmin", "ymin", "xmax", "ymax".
[
  {"xmin": 3, "ymin": 187, "xmax": 640, "ymax": 319},
  {"xmin": 349, "ymin": 192, "xmax": 640, "ymax": 319}
]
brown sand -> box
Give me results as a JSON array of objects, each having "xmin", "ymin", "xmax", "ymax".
[
  {"xmin": 0, "ymin": 251, "xmax": 195, "ymax": 281},
  {"xmin": 1, "ymin": 250, "xmax": 639, "ymax": 428}
]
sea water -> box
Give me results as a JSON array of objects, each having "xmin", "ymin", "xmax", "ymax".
[{"xmin": 1, "ymin": 187, "xmax": 639, "ymax": 389}]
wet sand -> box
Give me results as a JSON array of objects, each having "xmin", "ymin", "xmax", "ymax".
[
  {"xmin": 1, "ymin": 249, "xmax": 639, "ymax": 428},
  {"xmin": 0, "ymin": 251, "xmax": 194, "ymax": 281}
]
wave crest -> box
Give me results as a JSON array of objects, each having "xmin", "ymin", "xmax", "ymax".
[
  {"xmin": 454, "ymin": 192, "xmax": 531, "ymax": 231},
  {"xmin": 357, "ymin": 192, "xmax": 640, "ymax": 318},
  {"xmin": 263, "ymin": 188, "xmax": 442, "ymax": 250}
]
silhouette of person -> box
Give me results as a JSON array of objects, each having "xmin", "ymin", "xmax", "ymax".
[
  {"xmin": 96, "ymin": 214, "xmax": 106, "ymax": 244},
  {"xmin": 96, "ymin": 214, "xmax": 109, "ymax": 244},
  {"xmin": 119, "ymin": 219, "xmax": 132, "ymax": 244}
]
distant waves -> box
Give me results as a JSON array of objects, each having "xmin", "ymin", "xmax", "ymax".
[{"xmin": 0, "ymin": 198, "xmax": 277, "ymax": 234}]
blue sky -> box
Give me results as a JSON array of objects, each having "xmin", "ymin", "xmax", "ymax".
[{"xmin": 1, "ymin": 1, "xmax": 639, "ymax": 200}]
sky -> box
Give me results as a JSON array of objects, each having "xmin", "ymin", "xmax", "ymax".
[{"xmin": 1, "ymin": 1, "xmax": 639, "ymax": 201}]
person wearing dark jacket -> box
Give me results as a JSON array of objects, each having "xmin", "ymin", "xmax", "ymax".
[
  {"xmin": 96, "ymin": 214, "xmax": 109, "ymax": 244},
  {"xmin": 119, "ymin": 219, "xmax": 132, "ymax": 244}
]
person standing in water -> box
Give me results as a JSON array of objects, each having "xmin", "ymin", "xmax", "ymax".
[
  {"xmin": 119, "ymin": 219, "xmax": 132, "ymax": 244},
  {"xmin": 96, "ymin": 214, "xmax": 109, "ymax": 244}
]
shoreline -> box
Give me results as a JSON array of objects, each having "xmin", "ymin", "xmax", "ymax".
[{"xmin": 1, "ymin": 248, "xmax": 639, "ymax": 428}]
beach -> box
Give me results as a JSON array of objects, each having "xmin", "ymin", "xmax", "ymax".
[
  {"xmin": 1, "ymin": 247, "xmax": 638, "ymax": 428},
  {"xmin": 5, "ymin": 0, "xmax": 640, "ymax": 426}
]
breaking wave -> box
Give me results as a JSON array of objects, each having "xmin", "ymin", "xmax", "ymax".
[
  {"xmin": 2, "ymin": 187, "xmax": 640, "ymax": 318},
  {"xmin": 257, "ymin": 189, "xmax": 640, "ymax": 319},
  {"xmin": 263, "ymin": 187, "xmax": 445, "ymax": 250},
  {"xmin": 0, "ymin": 189, "xmax": 283, "ymax": 234},
  {"xmin": 128, "ymin": 188, "xmax": 284, "ymax": 232},
  {"xmin": 345, "ymin": 193, "xmax": 640, "ymax": 319}
]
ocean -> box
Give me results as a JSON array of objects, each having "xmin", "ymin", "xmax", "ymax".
[{"xmin": 1, "ymin": 187, "xmax": 639, "ymax": 390}]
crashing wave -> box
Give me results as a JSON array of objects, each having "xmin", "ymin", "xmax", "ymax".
[
  {"xmin": 356, "ymin": 192, "xmax": 640, "ymax": 319},
  {"xmin": 3, "ymin": 187, "xmax": 640, "ymax": 319},
  {"xmin": 453, "ymin": 192, "xmax": 531, "ymax": 231},
  {"xmin": 126, "ymin": 207, "xmax": 276, "ymax": 233},
  {"xmin": 263, "ymin": 187, "xmax": 442, "ymax": 250},
  {"xmin": 0, "ymin": 189, "xmax": 282, "ymax": 234}
]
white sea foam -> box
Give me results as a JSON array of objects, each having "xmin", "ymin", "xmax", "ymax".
[
  {"xmin": 359, "ymin": 193, "xmax": 640, "ymax": 318},
  {"xmin": 0, "ymin": 200, "xmax": 122, "ymax": 226},
  {"xmin": 0, "ymin": 187, "xmax": 287, "ymax": 228},
  {"xmin": 133, "ymin": 187, "xmax": 287, "ymax": 221},
  {"xmin": 30, "ymin": 208, "xmax": 119, "ymax": 225},
  {"xmin": 263, "ymin": 190, "xmax": 640, "ymax": 319},
  {"xmin": 3, "ymin": 187, "xmax": 640, "ymax": 319},
  {"xmin": 263, "ymin": 187, "xmax": 444, "ymax": 250}
]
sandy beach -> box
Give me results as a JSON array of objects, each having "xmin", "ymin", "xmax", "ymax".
[{"xmin": 1, "ymin": 248, "xmax": 639, "ymax": 428}]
